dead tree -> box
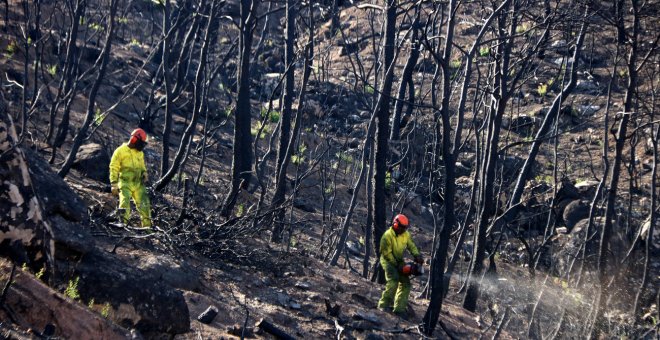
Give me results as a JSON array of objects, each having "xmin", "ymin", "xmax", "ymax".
[
  {"xmin": 591, "ymin": 0, "xmax": 643, "ymax": 334},
  {"xmin": 220, "ymin": 0, "xmax": 258, "ymax": 217},
  {"xmin": 270, "ymin": 0, "xmax": 298, "ymax": 243},
  {"xmin": 58, "ymin": 0, "xmax": 119, "ymax": 178},
  {"xmin": 421, "ymin": 0, "xmax": 460, "ymax": 333},
  {"xmin": 390, "ymin": 8, "xmax": 420, "ymax": 141},
  {"xmin": 160, "ymin": 0, "xmax": 174, "ymax": 177},
  {"xmin": 46, "ymin": 0, "xmax": 87, "ymax": 164},
  {"xmin": 422, "ymin": 0, "xmax": 510, "ymax": 334},
  {"xmin": 371, "ymin": 0, "xmax": 397, "ymax": 284},
  {"xmin": 495, "ymin": 5, "xmax": 590, "ymax": 232},
  {"xmin": 154, "ymin": 0, "xmax": 220, "ymax": 191},
  {"xmin": 463, "ymin": 0, "xmax": 520, "ymax": 312}
]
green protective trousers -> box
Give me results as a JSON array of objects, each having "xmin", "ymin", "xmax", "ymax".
[
  {"xmin": 118, "ymin": 176, "xmax": 151, "ymax": 228},
  {"xmin": 377, "ymin": 261, "xmax": 411, "ymax": 313}
]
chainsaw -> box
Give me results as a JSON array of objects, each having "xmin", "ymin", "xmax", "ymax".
[{"xmin": 401, "ymin": 262, "xmax": 425, "ymax": 276}]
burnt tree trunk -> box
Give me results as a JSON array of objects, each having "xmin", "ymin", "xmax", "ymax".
[
  {"xmin": 155, "ymin": 0, "xmax": 220, "ymax": 191},
  {"xmin": 371, "ymin": 0, "xmax": 397, "ymax": 284},
  {"xmin": 390, "ymin": 10, "xmax": 420, "ymax": 141},
  {"xmin": 592, "ymin": 0, "xmax": 639, "ymax": 334},
  {"xmin": 270, "ymin": 0, "xmax": 297, "ymax": 243},
  {"xmin": 221, "ymin": 0, "xmax": 257, "ymax": 217},
  {"xmin": 58, "ymin": 0, "xmax": 118, "ymax": 178}
]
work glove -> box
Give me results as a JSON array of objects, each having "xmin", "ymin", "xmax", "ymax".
[
  {"xmin": 414, "ymin": 255, "xmax": 424, "ymax": 264},
  {"xmin": 111, "ymin": 183, "xmax": 119, "ymax": 196}
]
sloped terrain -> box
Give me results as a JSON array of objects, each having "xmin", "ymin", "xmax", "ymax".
[{"xmin": 0, "ymin": 0, "xmax": 658, "ymax": 339}]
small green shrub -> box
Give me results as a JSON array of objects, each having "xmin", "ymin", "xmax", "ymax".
[
  {"xmin": 93, "ymin": 107, "xmax": 106, "ymax": 126},
  {"xmin": 260, "ymin": 107, "xmax": 280, "ymax": 123},
  {"xmin": 479, "ymin": 46, "xmax": 490, "ymax": 57},
  {"xmin": 236, "ymin": 203, "xmax": 244, "ymax": 217},
  {"xmin": 5, "ymin": 40, "xmax": 17, "ymax": 57},
  {"xmin": 336, "ymin": 152, "xmax": 354, "ymax": 164},
  {"xmin": 35, "ymin": 267, "xmax": 46, "ymax": 280},
  {"xmin": 516, "ymin": 23, "xmax": 529, "ymax": 34},
  {"xmin": 291, "ymin": 154, "xmax": 304, "ymax": 165},
  {"xmin": 449, "ymin": 59, "xmax": 461, "ymax": 69},
  {"xmin": 364, "ymin": 84, "xmax": 375, "ymax": 95},
  {"xmin": 88, "ymin": 22, "xmax": 104, "ymax": 31},
  {"xmin": 65, "ymin": 277, "xmax": 80, "ymax": 300},
  {"xmin": 88, "ymin": 298, "xmax": 95, "ymax": 309},
  {"xmin": 537, "ymin": 83, "xmax": 548, "ymax": 97},
  {"xmin": 47, "ymin": 64, "xmax": 57, "ymax": 76},
  {"xmin": 101, "ymin": 302, "xmax": 111, "ymax": 318},
  {"xmin": 385, "ymin": 171, "xmax": 393, "ymax": 190}
]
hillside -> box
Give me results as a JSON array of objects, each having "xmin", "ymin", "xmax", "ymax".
[{"xmin": 0, "ymin": 0, "xmax": 658, "ymax": 339}]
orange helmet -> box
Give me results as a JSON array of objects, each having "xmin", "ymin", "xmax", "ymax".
[
  {"xmin": 130, "ymin": 128, "xmax": 148, "ymax": 144},
  {"xmin": 392, "ymin": 214, "xmax": 409, "ymax": 233}
]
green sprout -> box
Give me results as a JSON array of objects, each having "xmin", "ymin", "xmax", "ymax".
[
  {"xmin": 5, "ymin": 40, "xmax": 18, "ymax": 57},
  {"xmin": 35, "ymin": 267, "xmax": 46, "ymax": 280},
  {"xmin": 479, "ymin": 46, "xmax": 490, "ymax": 57},
  {"xmin": 65, "ymin": 277, "xmax": 80, "ymax": 300},
  {"xmin": 537, "ymin": 83, "xmax": 548, "ymax": 97},
  {"xmin": 260, "ymin": 107, "xmax": 280, "ymax": 123},
  {"xmin": 88, "ymin": 22, "xmax": 104, "ymax": 31},
  {"xmin": 47, "ymin": 64, "xmax": 57, "ymax": 76},
  {"xmin": 101, "ymin": 302, "xmax": 111, "ymax": 318},
  {"xmin": 385, "ymin": 171, "xmax": 393, "ymax": 190},
  {"xmin": 93, "ymin": 107, "xmax": 106, "ymax": 126}
]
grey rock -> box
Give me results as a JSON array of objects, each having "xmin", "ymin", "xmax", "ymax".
[
  {"xmin": 293, "ymin": 199, "xmax": 316, "ymax": 213},
  {"xmin": 353, "ymin": 310, "xmax": 381, "ymax": 325},
  {"xmin": 503, "ymin": 114, "xmax": 537, "ymax": 136},
  {"xmin": 348, "ymin": 114, "xmax": 362, "ymax": 123},
  {"xmin": 346, "ymin": 240, "xmax": 363, "ymax": 256},
  {"xmin": 136, "ymin": 255, "xmax": 201, "ymax": 291},
  {"xmin": 562, "ymin": 200, "xmax": 590, "ymax": 230},
  {"xmin": 295, "ymin": 281, "xmax": 311, "ymax": 290},
  {"xmin": 71, "ymin": 249, "xmax": 190, "ymax": 334},
  {"xmin": 576, "ymin": 80, "xmax": 600, "ymax": 94},
  {"xmin": 578, "ymin": 105, "xmax": 601, "ymax": 116},
  {"xmin": 73, "ymin": 143, "xmax": 110, "ymax": 182},
  {"xmin": 276, "ymin": 292, "xmax": 290, "ymax": 306}
]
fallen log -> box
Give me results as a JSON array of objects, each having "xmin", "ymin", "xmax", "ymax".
[
  {"xmin": 0, "ymin": 259, "xmax": 136, "ymax": 339},
  {"xmin": 256, "ymin": 318, "xmax": 296, "ymax": 340}
]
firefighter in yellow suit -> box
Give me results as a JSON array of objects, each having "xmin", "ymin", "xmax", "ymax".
[
  {"xmin": 109, "ymin": 128, "xmax": 152, "ymax": 228},
  {"xmin": 378, "ymin": 214, "xmax": 423, "ymax": 316}
]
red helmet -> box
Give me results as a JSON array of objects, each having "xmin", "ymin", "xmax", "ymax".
[
  {"xmin": 130, "ymin": 128, "xmax": 148, "ymax": 144},
  {"xmin": 392, "ymin": 214, "xmax": 409, "ymax": 233}
]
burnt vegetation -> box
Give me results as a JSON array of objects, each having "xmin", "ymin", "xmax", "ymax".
[{"xmin": 0, "ymin": 0, "xmax": 659, "ymax": 338}]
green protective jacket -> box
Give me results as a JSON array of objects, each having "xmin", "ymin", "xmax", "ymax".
[
  {"xmin": 379, "ymin": 227, "xmax": 420, "ymax": 268},
  {"xmin": 110, "ymin": 143, "xmax": 147, "ymax": 185},
  {"xmin": 109, "ymin": 143, "xmax": 151, "ymax": 227}
]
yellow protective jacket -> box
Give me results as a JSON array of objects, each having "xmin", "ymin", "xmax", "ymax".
[
  {"xmin": 109, "ymin": 143, "xmax": 147, "ymax": 185},
  {"xmin": 379, "ymin": 227, "xmax": 420, "ymax": 267}
]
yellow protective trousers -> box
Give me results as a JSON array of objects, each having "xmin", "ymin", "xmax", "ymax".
[
  {"xmin": 118, "ymin": 175, "xmax": 151, "ymax": 228},
  {"xmin": 110, "ymin": 143, "xmax": 151, "ymax": 228},
  {"xmin": 377, "ymin": 261, "xmax": 411, "ymax": 313}
]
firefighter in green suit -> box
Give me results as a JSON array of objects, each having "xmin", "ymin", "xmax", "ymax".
[
  {"xmin": 377, "ymin": 214, "xmax": 423, "ymax": 316},
  {"xmin": 109, "ymin": 128, "xmax": 152, "ymax": 228}
]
